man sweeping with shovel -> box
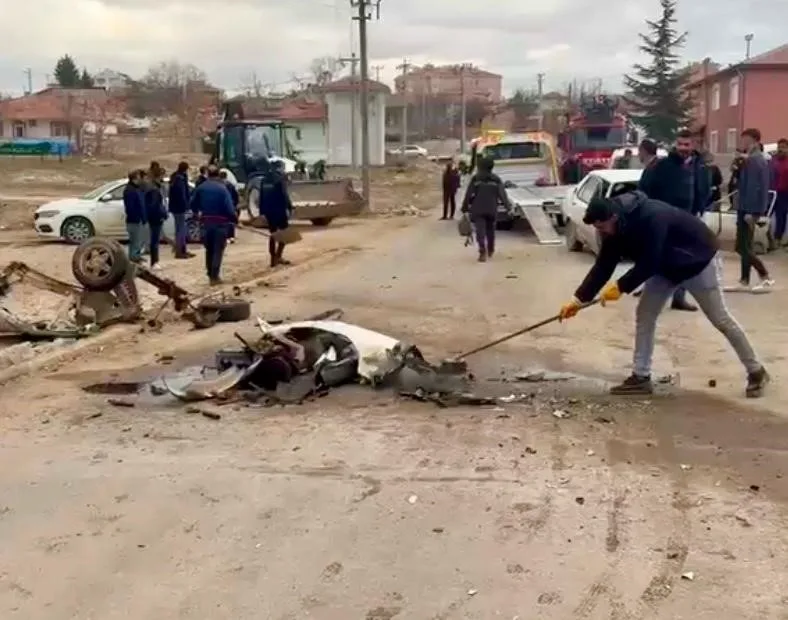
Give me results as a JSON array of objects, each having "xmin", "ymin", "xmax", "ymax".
[{"xmin": 558, "ymin": 190, "xmax": 769, "ymax": 398}]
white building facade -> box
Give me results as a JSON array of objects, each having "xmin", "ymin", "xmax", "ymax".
[{"xmin": 324, "ymin": 78, "xmax": 389, "ymax": 166}]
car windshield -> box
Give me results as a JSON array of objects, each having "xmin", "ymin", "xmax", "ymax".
[
  {"xmin": 572, "ymin": 126, "xmax": 627, "ymax": 149},
  {"xmin": 82, "ymin": 181, "xmax": 122, "ymax": 200},
  {"xmin": 482, "ymin": 141, "xmax": 545, "ymax": 160}
]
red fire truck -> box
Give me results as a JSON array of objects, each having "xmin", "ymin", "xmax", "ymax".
[{"xmin": 557, "ymin": 95, "xmax": 632, "ymax": 182}]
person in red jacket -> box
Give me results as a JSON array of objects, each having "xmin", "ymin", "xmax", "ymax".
[{"xmin": 770, "ymin": 138, "xmax": 788, "ymax": 247}]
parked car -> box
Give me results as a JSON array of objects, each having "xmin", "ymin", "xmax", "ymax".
[
  {"xmin": 387, "ymin": 144, "xmax": 428, "ymax": 157},
  {"xmin": 561, "ymin": 169, "xmax": 777, "ymax": 255},
  {"xmin": 33, "ymin": 178, "xmax": 201, "ymax": 245},
  {"xmin": 607, "ymin": 147, "xmax": 668, "ymax": 169}
]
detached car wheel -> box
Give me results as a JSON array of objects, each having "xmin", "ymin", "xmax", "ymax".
[
  {"xmin": 72, "ymin": 238, "xmax": 129, "ymax": 291},
  {"xmin": 61, "ymin": 216, "xmax": 95, "ymax": 245},
  {"xmin": 196, "ymin": 297, "xmax": 251, "ymax": 323}
]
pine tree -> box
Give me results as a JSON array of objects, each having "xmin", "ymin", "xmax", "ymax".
[
  {"xmin": 79, "ymin": 68, "xmax": 95, "ymax": 88},
  {"xmin": 623, "ymin": 0, "xmax": 692, "ymax": 144},
  {"xmin": 54, "ymin": 55, "xmax": 80, "ymax": 87}
]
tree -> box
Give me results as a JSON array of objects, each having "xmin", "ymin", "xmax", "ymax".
[
  {"xmin": 507, "ymin": 88, "xmax": 539, "ymax": 129},
  {"xmin": 79, "ymin": 68, "xmax": 95, "ymax": 88},
  {"xmin": 142, "ymin": 60, "xmax": 207, "ymax": 89},
  {"xmin": 623, "ymin": 0, "xmax": 692, "ymax": 143},
  {"xmin": 309, "ymin": 56, "xmax": 340, "ymax": 87},
  {"xmin": 54, "ymin": 55, "xmax": 80, "ymax": 87}
]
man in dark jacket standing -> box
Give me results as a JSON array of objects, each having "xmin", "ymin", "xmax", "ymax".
[
  {"xmin": 168, "ymin": 161, "xmax": 193, "ymax": 259},
  {"xmin": 190, "ymin": 166, "xmax": 237, "ymax": 285},
  {"xmin": 259, "ymin": 159, "xmax": 294, "ymax": 267},
  {"xmin": 636, "ymin": 130, "xmax": 710, "ymax": 312},
  {"xmin": 219, "ymin": 170, "xmax": 240, "ymax": 244},
  {"xmin": 460, "ymin": 155, "xmax": 510, "ymax": 262},
  {"xmin": 123, "ymin": 169, "xmax": 146, "ymax": 263},
  {"xmin": 558, "ymin": 191, "xmax": 769, "ymax": 398},
  {"xmin": 441, "ymin": 160, "xmax": 461, "ymax": 219},
  {"xmin": 769, "ymin": 137, "xmax": 788, "ymax": 247},
  {"xmin": 144, "ymin": 166, "xmax": 167, "ymax": 270},
  {"xmin": 735, "ymin": 128, "xmax": 774, "ymax": 291},
  {"xmin": 195, "ymin": 165, "xmax": 208, "ymax": 187}
]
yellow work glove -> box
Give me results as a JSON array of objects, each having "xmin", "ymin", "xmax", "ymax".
[
  {"xmin": 600, "ymin": 281, "xmax": 621, "ymax": 305},
  {"xmin": 559, "ymin": 298, "xmax": 582, "ymax": 321}
]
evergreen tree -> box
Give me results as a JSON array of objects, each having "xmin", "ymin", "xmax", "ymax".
[
  {"xmin": 54, "ymin": 55, "xmax": 80, "ymax": 87},
  {"xmin": 623, "ymin": 0, "xmax": 692, "ymax": 143},
  {"xmin": 79, "ymin": 68, "xmax": 95, "ymax": 88}
]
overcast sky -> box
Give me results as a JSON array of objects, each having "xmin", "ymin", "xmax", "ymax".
[{"xmin": 0, "ymin": 0, "xmax": 785, "ymax": 97}]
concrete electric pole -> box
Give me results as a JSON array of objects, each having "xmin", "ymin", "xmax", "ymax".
[
  {"xmin": 351, "ymin": 0, "xmax": 380, "ymax": 212},
  {"xmin": 339, "ymin": 52, "xmax": 360, "ymax": 168},
  {"xmin": 24, "ymin": 68, "xmax": 32, "ymax": 95},
  {"xmin": 745, "ymin": 33, "xmax": 754, "ymax": 59},
  {"xmin": 536, "ymin": 72, "xmax": 545, "ymax": 130},
  {"xmin": 460, "ymin": 63, "xmax": 470, "ymax": 154},
  {"xmin": 397, "ymin": 58, "xmax": 411, "ymax": 151},
  {"xmin": 371, "ymin": 64, "xmax": 384, "ymax": 82}
]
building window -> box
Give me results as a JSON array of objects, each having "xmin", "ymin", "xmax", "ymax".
[
  {"xmin": 727, "ymin": 128, "xmax": 738, "ymax": 152},
  {"xmin": 51, "ymin": 122, "xmax": 70, "ymax": 137},
  {"xmin": 729, "ymin": 77, "xmax": 739, "ymax": 106},
  {"xmin": 12, "ymin": 122, "xmax": 25, "ymax": 138},
  {"xmin": 711, "ymin": 84, "xmax": 720, "ymax": 110},
  {"xmin": 709, "ymin": 130, "xmax": 719, "ymax": 154},
  {"xmin": 27, "ymin": 119, "xmax": 37, "ymax": 127}
]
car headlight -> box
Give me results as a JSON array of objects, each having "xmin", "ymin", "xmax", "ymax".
[{"xmin": 36, "ymin": 210, "xmax": 60, "ymax": 218}]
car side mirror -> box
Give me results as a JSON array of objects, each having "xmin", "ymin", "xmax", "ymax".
[{"xmin": 99, "ymin": 194, "xmax": 113, "ymax": 202}]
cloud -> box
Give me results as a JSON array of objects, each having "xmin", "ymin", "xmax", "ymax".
[{"xmin": 1, "ymin": 0, "xmax": 786, "ymax": 96}]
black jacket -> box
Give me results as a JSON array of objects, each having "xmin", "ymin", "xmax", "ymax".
[
  {"xmin": 460, "ymin": 171, "xmax": 509, "ymax": 216},
  {"xmin": 709, "ymin": 164, "xmax": 723, "ymax": 206},
  {"xmin": 144, "ymin": 180, "xmax": 167, "ymax": 225},
  {"xmin": 574, "ymin": 191, "xmax": 718, "ymax": 302},
  {"xmin": 259, "ymin": 170, "xmax": 293, "ymax": 227},
  {"xmin": 168, "ymin": 171, "xmax": 190, "ymax": 214},
  {"xmin": 123, "ymin": 184, "xmax": 146, "ymax": 225},
  {"xmin": 637, "ymin": 149, "xmax": 711, "ymax": 215},
  {"xmin": 442, "ymin": 165, "xmax": 461, "ymax": 193}
]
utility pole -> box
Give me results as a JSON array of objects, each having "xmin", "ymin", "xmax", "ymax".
[
  {"xmin": 745, "ymin": 33, "xmax": 754, "ymax": 59},
  {"xmin": 24, "ymin": 68, "xmax": 32, "ymax": 95},
  {"xmin": 397, "ymin": 58, "xmax": 411, "ymax": 150},
  {"xmin": 339, "ymin": 52, "xmax": 360, "ymax": 168},
  {"xmin": 460, "ymin": 63, "xmax": 470, "ymax": 154},
  {"xmin": 536, "ymin": 72, "xmax": 545, "ymax": 131},
  {"xmin": 371, "ymin": 64, "xmax": 384, "ymax": 81},
  {"xmin": 351, "ymin": 0, "xmax": 380, "ymax": 211}
]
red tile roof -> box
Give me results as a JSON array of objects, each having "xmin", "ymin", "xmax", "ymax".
[
  {"xmin": 0, "ymin": 87, "xmax": 125, "ymax": 121},
  {"xmin": 322, "ymin": 76, "xmax": 390, "ymax": 94}
]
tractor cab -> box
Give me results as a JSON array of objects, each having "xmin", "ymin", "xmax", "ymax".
[{"xmin": 214, "ymin": 119, "xmax": 298, "ymax": 186}]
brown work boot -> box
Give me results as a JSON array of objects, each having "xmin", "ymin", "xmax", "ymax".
[
  {"xmin": 209, "ymin": 277, "xmax": 223, "ymax": 286},
  {"xmin": 746, "ymin": 366, "xmax": 770, "ymax": 398},
  {"xmin": 609, "ymin": 374, "xmax": 654, "ymax": 395},
  {"xmin": 478, "ymin": 250, "xmax": 487, "ymax": 262}
]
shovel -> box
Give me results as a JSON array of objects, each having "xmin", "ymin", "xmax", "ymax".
[{"xmin": 438, "ymin": 299, "xmax": 601, "ymax": 374}]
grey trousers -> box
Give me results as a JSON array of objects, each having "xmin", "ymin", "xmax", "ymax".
[{"xmin": 633, "ymin": 256, "xmax": 761, "ymax": 377}]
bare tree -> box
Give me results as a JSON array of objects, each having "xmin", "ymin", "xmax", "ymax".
[
  {"xmin": 240, "ymin": 72, "xmax": 264, "ymax": 98},
  {"xmin": 142, "ymin": 60, "xmax": 207, "ymax": 89},
  {"xmin": 309, "ymin": 56, "xmax": 340, "ymax": 87}
]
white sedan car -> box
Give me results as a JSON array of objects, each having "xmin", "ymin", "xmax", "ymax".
[
  {"xmin": 561, "ymin": 168, "xmax": 775, "ymax": 255},
  {"xmin": 387, "ymin": 144, "xmax": 428, "ymax": 157},
  {"xmin": 33, "ymin": 178, "xmax": 200, "ymax": 245}
]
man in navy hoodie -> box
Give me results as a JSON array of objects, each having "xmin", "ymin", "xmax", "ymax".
[
  {"xmin": 637, "ymin": 129, "xmax": 710, "ymax": 311},
  {"xmin": 144, "ymin": 166, "xmax": 167, "ymax": 270},
  {"xmin": 190, "ymin": 166, "xmax": 237, "ymax": 285},
  {"xmin": 168, "ymin": 161, "xmax": 194, "ymax": 259},
  {"xmin": 123, "ymin": 170, "xmax": 146, "ymax": 262}
]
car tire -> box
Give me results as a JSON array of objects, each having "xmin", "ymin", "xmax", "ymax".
[
  {"xmin": 196, "ymin": 297, "xmax": 251, "ymax": 323},
  {"xmin": 246, "ymin": 188, "xmax": 260, "ymax": 220},
  {"xmin": 565, "ymin": 220, "xmax": 584, "ymax": 252},
  {"xmin": 186, "ymin": 217, "xmax": 202, "ymax": 244},
  {"xmin": 61, "ymin": 216, "xmax": 95, "ymax": 245},
  {"xmin": 310, "ymin": 217, "xmax": 333, "ymax": 226},
  {"xmin": 72, "ymin": 237, "xmax": 129, "ymax": 291}
]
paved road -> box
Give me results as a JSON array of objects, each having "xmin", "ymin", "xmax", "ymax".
[{"xmin": 0, "ymin": 216, "xmax": 787, "ymax": 619}]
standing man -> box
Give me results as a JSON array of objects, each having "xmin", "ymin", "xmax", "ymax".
[
  {"xmin": 613, "ymin": 148, "xmax": 633, "ymax": 169},
  {"xmin": 190, "ymin": 166, "xmax": 237, "ymax": 285},
  {"xmin": 637, "ymin": 139, "xmax": 659, "ymax": 180},
  {"xmin": 769, "ymin": 138, "xmax": 788, "ymax": 248},
  {"xmin": 123, "ymin": 170, "xmax": 146, "ymax": 263},
  {"xmin": 195, "ymin": 165, "xmax": 208, "ymax": 187},
  {"xmin": 259, "ymin": 159, "xmax": 294, "ymax": 267},
  {"xmin": 558, "ymin": 190, "xmax": 769, "ymax": 398},
  {"xmin": 144, "ymin": 165, "xmax": 167, "ymax": 271},
  {"xmin": 635, "ymin": 129, "xmax": 710, "ymax": 311},
  {"xmin": 169, "ymin": 161, "xmax": 193, "ymax": 259},
  {"xmin": 219, "ymin": 170, "xmax": 240, "ymax": 244},
  {"xmin": 460, "ymin": 155, "xmax": 510, "ymax": 262},
  {"xmin": 705, "ymin": 152, "xmax": 723, "ymax": 211},
  {"xmin": 735, "ymin": 128, "xmax": 774, "ymax": 291},
  {"xmin": 441, "ymin": 160, "xmax": 461, "ymax": 220}
]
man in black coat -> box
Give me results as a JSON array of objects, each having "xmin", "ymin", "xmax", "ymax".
[
  {"xmin": 637, "ymin": 130, "xmax": 711, "ymax": 312},
  {"xmin": 558, "ymin": 191, "xmax": 769, "ymax": 398},
  {"xmin": 460, "ymin": 155, "xmax": 510, "ymax": 262},
  {"xmin": 441, "ymin": 160, "xmax": 461, "ymax": 219}
]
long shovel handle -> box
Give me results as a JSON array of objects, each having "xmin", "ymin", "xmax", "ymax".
[{"xmin": 452, "ymin": 299, "xmax": 600, "ymax": 361}]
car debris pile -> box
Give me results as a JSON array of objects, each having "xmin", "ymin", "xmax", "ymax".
[{"xmin": 0, "ymin": 237, "xmax": 251, "ymax": 341}]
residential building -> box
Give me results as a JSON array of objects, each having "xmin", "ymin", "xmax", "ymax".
[
  {"xmin": 0, "ymin": 87, "xmax": 122, "ymax": 141},
  {"xmin": 93, "ymin": 69, "xmax": 134, "ymax": 92},
  {"xmin": 394, "ymin": 64, "xmax": 502, "ymax": 104},
  {"xmin": 686, "ymin": 44, "xmax": 788, "ymax": 154},
  {"xmin": 323, "ymin": 77, "xmax": 389, "ymax": 166}
]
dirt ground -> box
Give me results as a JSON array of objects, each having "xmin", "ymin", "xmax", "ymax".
[{"xmin": 1, "ymin": 157, "xmax": 788, "ymax": 619}]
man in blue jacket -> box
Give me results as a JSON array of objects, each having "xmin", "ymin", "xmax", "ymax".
[
  {"xmin": 219, "ymin": 170, "xmax": 240, "ymax": 244},
  {"xmin": 259, "ymin": 159, "xmax": 294, "ymax": 267},
  {"xmin": 558, "ymin": 190, "xmax": 769, "ymax": 398},
  {"xmin": 637, "ymin": 130, "xmax": 710, "ymax": 312},
  {"xmin": 190, "ymin": 165, "xmax": 237, "ymax": 285},
  {"xmin": 123, "ymin": 169, "xmax": 146, "ymax": 263},
  {"xmin": 168, "ymin": 161, "xmax": 194, "ymax": 259},
  {"xmin": 735, "ymin": 128, "xmax": 774, "ymax": 291},
  {"xmin": 144, "ymin": 166, "xmax": 167, "ymax": 270}
]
